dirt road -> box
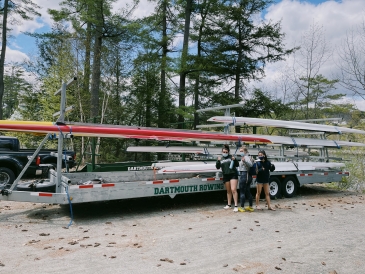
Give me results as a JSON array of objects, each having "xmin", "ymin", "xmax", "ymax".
[{"xmin": 0, "ymin": 185, "xmax": 364, "ymax": 274}]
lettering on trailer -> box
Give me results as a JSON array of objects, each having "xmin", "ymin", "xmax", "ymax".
[
  {"xmin": 128, "ymin": 166, "xmax": 154, "ymax": 171},
  {"xmin": 154, "ymin": 183, "xmax": 224, "ymax": 195}
]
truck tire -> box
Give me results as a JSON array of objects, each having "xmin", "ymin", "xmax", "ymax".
[
  {"xmin": 269, "ymin": 177, "xmax": 281, "ymax": 200},
  {"xmin": 0, "ymin": 167, "xmax": 15, "ymax": 187},
  {"xmin": 282, "ymin": 176, "xmax": 298, "ymax": 198},
  {"xmin": 16, "ymin": 179, "xmax": 56, "ymax": 193}
]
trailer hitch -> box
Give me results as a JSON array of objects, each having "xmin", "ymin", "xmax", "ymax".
[{"xmin": 0, "ymin": 188, "xmax": 11, "ymax": 196}]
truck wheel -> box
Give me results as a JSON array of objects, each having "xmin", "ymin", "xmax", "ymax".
[
  {"xmin": 269, "ymin": 177, "xmax": 281, "ymax": 199},
  {"xmin": 0, "ymin": 167, "xmax": 15, "ymax": 187},
  {"xmin": 282, "ymin": 176, "xmax": 298, "ymax": 198}
]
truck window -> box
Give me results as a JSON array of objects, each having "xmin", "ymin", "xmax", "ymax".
[{"xmin": 0, "ymin": 140, "xmax": 14, "ymax": 150}]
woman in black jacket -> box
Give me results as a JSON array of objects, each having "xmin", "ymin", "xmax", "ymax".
[
  {"xmin": 216, "ymin": 144, "xmax": 239, "ymax": 212},
  {"xmin": 255, "ymin": 150, "xmax": 276, "ymax": 211}
]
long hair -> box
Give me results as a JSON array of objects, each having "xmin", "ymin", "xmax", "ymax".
[
  {"xmin": 222, "ymin": 144, "xmax": 230, "ymax": 153},
  {"xmin": 258, "ymin": 149, "xmax": 268, "ymax": 161}
]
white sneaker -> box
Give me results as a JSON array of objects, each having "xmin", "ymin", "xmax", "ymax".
[
  {"xmin": 233, "ymin": 207, "xmax": 238, "ymax": 212},
  {"xmin": 223, "ymin": 205, "xmax": 231, "ymax": 209}
]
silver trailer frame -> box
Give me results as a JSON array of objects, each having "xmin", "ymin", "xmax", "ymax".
[{"xmin": 0, "ymin": 89, "xmax": 350, "ymax": 204}]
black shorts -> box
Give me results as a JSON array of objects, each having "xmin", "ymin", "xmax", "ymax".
[{"xmin": 223, "ymin": 173, "xmax": 238, "ymax": 183}]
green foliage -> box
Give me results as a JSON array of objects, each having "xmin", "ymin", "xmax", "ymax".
[
  {"xmin": 3, "ymin": 65, "xmax": 32, "ymax": 119},
  {"xmin": 292, "ymin": 74, "xmax": 341, "ymax": 119},
  {"xmin": 331, "ymin": 147, "xmax": 365, "ymax": 193},
  {"xmin": 200, "ymin": 0, "xmax": 296, "ymax": 98},
  {"xmin": 243, "ymin": 89, "xmax": 291, "ymax": 118}
]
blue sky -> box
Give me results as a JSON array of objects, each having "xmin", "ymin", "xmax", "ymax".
[{"xmin": 6, "ymin": 0, "xmax": 365, "ymax": 110}]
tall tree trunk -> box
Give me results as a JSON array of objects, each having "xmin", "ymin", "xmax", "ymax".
[
  {"xmin": 235, "ymin": 22, "xmax": 242, "ymax": 100},
  {"xmin": 0, "ymin": 0, "xmax": 9, "ymax": 120},
  {"xmin": 193, "ymin": 0, "xmax": 210, "ymax": 129},
  {"xmin": 193, "ymin": 25, "xmax": 202, "ymax": 129},
  {"xmin": 178, "ymin": 0, "xmax": 192, "ymax": 129},
  {"xmin": 158, "ymin": 0, "xmax": 168, "ymax": 128},
  {"xmin": 146, "ymin": 65, "xmax": 152, "ymax": 128},
  {"xmin": 90, "ymin": 4, "xmax": 103, "ymax": 120},
  {"xmin": 84, "ymin": 21, "xmax": 92, "ymax": 98}
]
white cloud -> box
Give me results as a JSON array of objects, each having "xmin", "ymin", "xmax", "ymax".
[
  {"xmin": 113, "ymin": 0, "xmax": 156, "ymax": 19},
  {"xmin": 9, "ymin": 0, "xmax": 62, "ymax": 36},
  {"xmin": 352, "ymin": 97, "xmax": 365, "ymax": 111},
  {"xmin": 258, "ymin": 0, "xmax": 365, "ymax": 110},
  {"xmin": 32, "ymin": 0, "xmax": 61, "ymax": 24},
  {"xmin": 10, "ymin": 16, "xmax": 44, "ymax": 36},
  {"xmin": 5, "ymin": 47, "xmax": 29, "ymax": 63},
  {"xmin": 266, "ymin": 0, "xmax": 365, "ymax": 44}
]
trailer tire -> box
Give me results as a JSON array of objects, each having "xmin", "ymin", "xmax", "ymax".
[
  {"xmin": 16, "ymin": 179, "xmax": 56, "ymax": 193},
  {"xmin": 0, "ymin": 167, "xmax": 15, "ymax": 187},
  {"xmin": 269, "ymin": 177, "xmax": 281, "ymax": 199},
  {"xmin": 282, "ymin": 176, "xmax": 298, "ymax": 198}
]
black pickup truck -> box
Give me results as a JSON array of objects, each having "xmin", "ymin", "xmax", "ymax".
[{"xmin": 0, "ymin": 136, "xmax": 76, "ymax": 187}]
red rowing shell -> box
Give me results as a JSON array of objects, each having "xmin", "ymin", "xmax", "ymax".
[{"xmin": 0, "ymin": 121, "xmax": 272, "ymax": 143}]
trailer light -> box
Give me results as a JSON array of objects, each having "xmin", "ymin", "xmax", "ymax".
[{"xmin": 282, "ymin": 175, "xmax": 285, "ymax": 178}]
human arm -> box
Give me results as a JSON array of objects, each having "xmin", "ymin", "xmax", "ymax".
[
  {"xmin": 242, "ymin": 156, "xmax": 253, "ymax": 168},
  {"xmin": 233, "ymin": 156, "xmax": 239, "ymax": 167},
  {"xmin": 256, "ymin": 161, "xmax": 265, "ymax": 173},
  {"xmin": 216, "ymin": 157, "xmax": 221, "ymax": 169}
]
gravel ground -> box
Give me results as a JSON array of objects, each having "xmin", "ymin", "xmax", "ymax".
[{"xmin": 0, "ymin": 185, "xmax": 364, "ymax": 274}]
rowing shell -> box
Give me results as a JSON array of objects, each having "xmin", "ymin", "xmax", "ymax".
[
  {"xmin": 207, "ymin": 116, "xmax": 365, "ymax": 135},
  {"xmin": 156, "ymin": 162, "xmax": 345, "ymax": 174},
  {"xmin": 126, "ymin": 132, "xmax": 365, "ymax": 149},
  {"xmin": 0, "ymin": 120, "xmax": 272, "ymax": 143}
]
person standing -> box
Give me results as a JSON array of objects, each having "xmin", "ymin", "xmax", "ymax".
[
  {"xmin": 255, "ymin": 150, "xmax": 276, "ymax": 211},
  {"xmin": 237, "ymin": 146, "xmax": 254, "ymax": 212},
  {"xmin": 216, "ymin": 144, "xmax": 239, "ymax": 212}
]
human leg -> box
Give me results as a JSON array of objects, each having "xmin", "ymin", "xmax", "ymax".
[
  {"xmin": 245, "ymin": 175, "xmax": 253, "ymax": 207},
  {"xmin": 224, "ymin": 181, "xmax": 232, "ymax": 208},
  {"xmin": 256, "ymin": 183, "xmax": 263, "ymax": 210},
  {"xmin": 263, "ymin": 183, "xmax": 275, "ymax": 210},
  {"xmin": 230, "ymin": 178, "xmax": 238, "ymax": 208},
  {"xmin": 238, "ymin": 173, "xmax": 247, "ymax": 207}
]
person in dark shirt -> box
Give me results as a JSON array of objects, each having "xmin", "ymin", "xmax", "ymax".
[
  {"xmin": 216, "ymin": 144, "xmax": 239, "ymax": 212},
  {"xmin": 255, "ymin": 150, "xmax": 276, "ymax": 211}
]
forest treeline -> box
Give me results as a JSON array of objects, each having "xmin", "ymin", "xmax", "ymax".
[{"xmin": 1, "ymin": 0, "xmax": 365, "ymax": 164}]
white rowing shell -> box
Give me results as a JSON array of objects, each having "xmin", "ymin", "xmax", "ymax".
[
  {"xmin": 157, "ymin": 162, "xmax": 345, "ymax": 174},
  {"xmin": 127, "ymin": 146, "xmax": 309, "ymax": 155},
  {"xmin": 207, "ymin": 116, "xmax": 365, "ymax": 135}
]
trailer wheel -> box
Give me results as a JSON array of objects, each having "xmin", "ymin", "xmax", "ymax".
[
  {"xmin": 282, "ymin": 176, "xmax": 297, "ymax": 198},
  {"xmin": 269, "ymin": 177, "xmax": 281, "ymax": 199},
  {"xmin": 0, "ymin": 167, "xmax": 15, "ymax": 187}
]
